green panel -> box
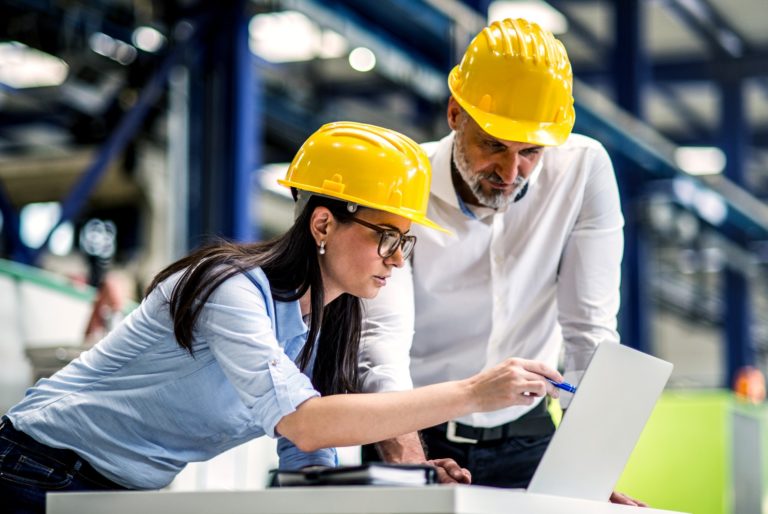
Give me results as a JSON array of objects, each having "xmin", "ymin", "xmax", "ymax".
[
  {"xmin": 616, "ymin": 390, "xmax": 732, "ymax": 514},
  {"xmin": 0, "ymin": 258, "xmax": 95, "ymax": 301},
  {"xmin": 0, "ymin": 258, "xmax": 137, "ymax": 313}
]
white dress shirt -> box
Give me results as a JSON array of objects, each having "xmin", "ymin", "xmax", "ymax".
[{"xmin": 359, "ymin": 131, "xmax": 624, "ymax": 428}]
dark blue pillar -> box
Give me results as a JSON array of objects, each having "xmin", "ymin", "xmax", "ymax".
[
  {"xmin": 618, "ymin": 160, "xmax": 651, "ymax": 354},
  {"xmin": 721, "ymin": 77, "xmax": 753, "ymax": 388},
  {"xmin": 0, "ymin": 181, "xmax": 29, "ymax": 262},
  {"xmin": 612, "ymin": 0, "xmax": 651, "ymax": 353},
  {"xmin": 231, "ymin": 5, "xmax": 260, "ymax": 243},
  {"xmin": 186, "ymin": 2, "xmax": 260, "ymax": 246}
]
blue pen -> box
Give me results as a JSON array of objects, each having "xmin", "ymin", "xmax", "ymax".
[{"xmin": 546, "ymin": 378, "xmax": 577, "ymax": 393}]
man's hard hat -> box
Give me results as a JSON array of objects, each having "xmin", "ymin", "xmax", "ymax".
[
  {"xmin": 448, "ymin": 18, "xmax": 575, "ymax": 146},
  {"xmin": 279, "ymin": 121, "xmax": 450, "ymax": 233}
]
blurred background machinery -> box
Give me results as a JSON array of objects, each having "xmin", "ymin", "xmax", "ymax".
[{"xmin": 1, "ymin": 1, "xmax": 767, "ymax": 512}]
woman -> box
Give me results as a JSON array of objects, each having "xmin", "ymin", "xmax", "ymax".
[{"xmin": 0, "ymin": 122, "xmax": 562, "ymax": 512}]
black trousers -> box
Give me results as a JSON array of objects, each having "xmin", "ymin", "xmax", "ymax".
[
  {"xmin": 417, "ymin": 428, "xmax": 553, "ymax": 488},
  {"xmin": 0, "ymin": 416, "xmax": 127, "ymax": 514}
]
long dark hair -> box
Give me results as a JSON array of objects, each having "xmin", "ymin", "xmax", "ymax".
[{"xmin": 146, "ymin": 195, "xmax": 361, "ymax": 395}]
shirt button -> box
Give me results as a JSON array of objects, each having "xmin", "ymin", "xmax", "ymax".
[{"xmin": 270, "ymin": 359, "xmax": 278, "ymax": 366}]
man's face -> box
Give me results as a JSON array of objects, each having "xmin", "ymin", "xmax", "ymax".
[{"xmin": 449, "ymin": 98, "xmax": 544, "ymax": 209}]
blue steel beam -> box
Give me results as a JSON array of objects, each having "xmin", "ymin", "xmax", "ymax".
[
  {"xmin": 185, "ymin": 4, "xmax": 261, "ymax": 246},
  {"xmin": 612, "ymin": 0, "xmax": 651, "ymax": 354},
  {"xmin": 725, "ymin": 269, "xmax": 754, "ymax": 387},
  {"xmin": 721, "ymin": 76, "xmax": 755, "ymax": 386},
  {"xmin": 657, "ymin": 0, "xmax": 768, "ymax": 98},
  {"xmin": 283, "ymin": 0, "xmax": 448, "ymax": 101},
  {"xmin": 229, "ymin": 1, "xmax": 258, "ymax": 242},
  {"xmin": 659, "ymin": 0, "xmax": 745, "ymax": 58},
  {"xmin": 574, "ymin": 93, "xmax": 768, "ymax": 244},
  {"xmin": 576, "ymin": 50, "xmax": 768, "ymax": 82},
  {"xmin": 668, "ymin": 130, "xmax": 768, "ymax": 148},
  {"xmin": 546, "ymin": 0, "xmax": 710, "ymax": 148},
  {"xmin": 654, "ymin": 82, "xmax": 713, "ymax": 142},
  {"xmin": 332, "ymin": 0, "xmax": 454, "ymax": 69},
  {"xmin": 27, "ymin": 20, "xmax": 202, "ymax": 264},
  {"xmin": 0, "ymin": 179, "xmax": 29, "ymax": 262},
  {"xmin": 546, "ymin": 0, "xmax": 607, "ymax": 60}
]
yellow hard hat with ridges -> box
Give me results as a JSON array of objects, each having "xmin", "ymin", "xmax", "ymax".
[
  {"xmin": 279, "ymin": 122, "xmax": 451, "ymax": 234},
  {"xmin": 448, "ymin": 18, "xmax": 575, "ymax": 146}
]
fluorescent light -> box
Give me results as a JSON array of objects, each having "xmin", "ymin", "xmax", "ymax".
[
  {"xmin": 132, "ymin": 26, "xmax": 166, "ymax": 53},
  {"xmin": 348, "ymin": 47, "xmax": 376, "ymax": 72},
  {"xmin": 88, "ymin": 32, "xmax": 136, "ymax": 65},
  {"xmin": 250, "ymin": 11, "xmax": 320, "ymax": 62},
  {"xmin": 0, "ymin": 42, "xmax": 69, "ymax": 88},
  {"xmin": 672, "ymin": 177, "xmax": 697, "ymax": 206},
  {"xmin": 319, "ymin": 30, "xmax": 348, "ymax": 59},
  {"xmin": 50, "ymin": 222, "xmax": 74, "ymax": 256},
  {"xmin": 693, "ymin": 188, "xmax": 727, "ymax": 226},
  {"xmin": 671, "ymin": 176, "xmax": 727, "ymax": 226},
  {"xmin": 249, "ymin": 12, "xmax": 347, "ymax": 62},
  {"xmin": 487, "ymin": 1, "xmax": 568, "ymax": 34},
  {"xmin": 20, "ymin": 202, "xmax": 74, "ymax": 254},
  {"xmin": 89, "ymin": 32, "xmax": 116, "ymax": 58},
  {"xmin": 674, "ymin": 146, "xmax": 726, "ymax": 175}
]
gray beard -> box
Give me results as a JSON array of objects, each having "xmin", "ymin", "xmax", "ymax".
[{"xmin": 452, "ymin": 140, "xmax": 526, "ymax": 210}]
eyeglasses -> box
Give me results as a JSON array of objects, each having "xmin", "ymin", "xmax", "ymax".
[{"xmin": 349, "ymin": 217, "xmax": 417, "ymax": 260}]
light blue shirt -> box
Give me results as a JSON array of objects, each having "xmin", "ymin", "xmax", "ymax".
[{"xmin": 7, "ymin": 267, "xmax": 335, "ymax": 489}]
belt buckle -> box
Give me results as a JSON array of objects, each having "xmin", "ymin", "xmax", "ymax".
[{"xmin": 446, "ymin": 420, "xmax": 478, "ymax": 444}]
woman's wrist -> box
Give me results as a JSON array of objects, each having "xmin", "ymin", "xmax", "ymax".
[{"xmin": 454, "ymin": 377, "xmax": 480, "ymax": 416}]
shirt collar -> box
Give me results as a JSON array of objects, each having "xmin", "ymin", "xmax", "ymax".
[{"xmin": 274, "ymin": 297, "xmax": 309, "ymax": 343}]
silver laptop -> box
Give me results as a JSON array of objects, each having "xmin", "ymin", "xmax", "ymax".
[{"xmin": 527, "ymin": 342, "xmax": 673, "ymax": 501}]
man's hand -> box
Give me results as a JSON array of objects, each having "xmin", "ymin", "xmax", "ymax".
[
  {"xmin": 427, "ymin": 458, "xmax": 471, "ymax": 484},
  {"xmin": 374, "ymin": 433, "xmax": 470, "ymax": 484},
  {"xmin": 610, "ymin": 491, "xmax": 647, "ymax": 507}
]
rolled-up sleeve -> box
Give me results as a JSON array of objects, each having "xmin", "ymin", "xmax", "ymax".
[
  {"xmin": 199, "ymin": 273, "xmax": 319, "ymax": 438},
  {"xmin": 277, "ymin": 437, "xmax": 337, "ymax": 470}
]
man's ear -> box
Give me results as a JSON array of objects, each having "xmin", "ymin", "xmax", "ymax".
[
  {"xmin": 447, "ymin": 96, "xmax": 462, "ymax": 131},
  {"xmin": 309, "ymin": 206, "xmax": 333, "ymax": 244}
]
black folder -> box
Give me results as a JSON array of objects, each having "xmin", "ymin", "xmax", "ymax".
[{"xmin": 274, "ymin": 463, "xmax": 437, "ymax": 487}]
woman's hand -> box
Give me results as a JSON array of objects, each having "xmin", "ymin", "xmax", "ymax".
[{"xmin": 465, "ymin": 358, "xmax": 563, "ymax": 412}]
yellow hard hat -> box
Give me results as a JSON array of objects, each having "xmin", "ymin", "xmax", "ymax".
[
  {"xmin": 448, "ymin": 18, "xmax": 575, "ymax": 146},
  {"xmin": 279, "ymin": 121, "xmax": 450, "ymax": 233}
]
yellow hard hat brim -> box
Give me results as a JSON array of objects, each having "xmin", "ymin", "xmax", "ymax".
[
  {"xmin": 449, "ymin": 74, "xmax": 573, "ymax": 147},
  {"xmin": 278, "ymin": 179, "xmax": 454, "ymax": 235}
]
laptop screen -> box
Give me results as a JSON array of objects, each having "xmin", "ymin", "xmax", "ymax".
[{"xmin": 527, "ymin": 343, "xmax": 673, "ymax": 501}]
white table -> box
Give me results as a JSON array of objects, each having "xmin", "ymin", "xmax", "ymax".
[{"xmin": 47, "ymin": 485, "xmax": 689, "ymax": 514}]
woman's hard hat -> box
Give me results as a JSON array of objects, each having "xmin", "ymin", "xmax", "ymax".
[{"xmin": 279, "ymin": 121, "xmax": 450, "ymax": 233}]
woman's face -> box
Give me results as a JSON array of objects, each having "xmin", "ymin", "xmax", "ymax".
[{"xmin": 319, "ymin": 208, "xmax": 412, "ymax": 300}]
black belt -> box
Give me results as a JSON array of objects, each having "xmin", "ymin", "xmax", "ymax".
[
  {"xmin": 432, "ymin": 401, "xmax": 555, "ymax": 444},
  {"xmin": 0, "ymin": 416, "xmax": 127, "ymax": 490}
]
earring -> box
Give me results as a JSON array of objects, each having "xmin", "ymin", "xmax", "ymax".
[{"xmin": 318, "ymin": 240, "xmax": 326, "ymax": 255}]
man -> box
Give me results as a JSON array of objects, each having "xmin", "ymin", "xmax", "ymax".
[{"xmin": 357, "ymin": 18, "xmax": 642, "ymax": 506}]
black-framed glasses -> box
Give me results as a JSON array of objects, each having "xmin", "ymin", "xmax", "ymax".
[{"xmin": 349, "ymin": 217, "xmax": 417, "ymax": 260}]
